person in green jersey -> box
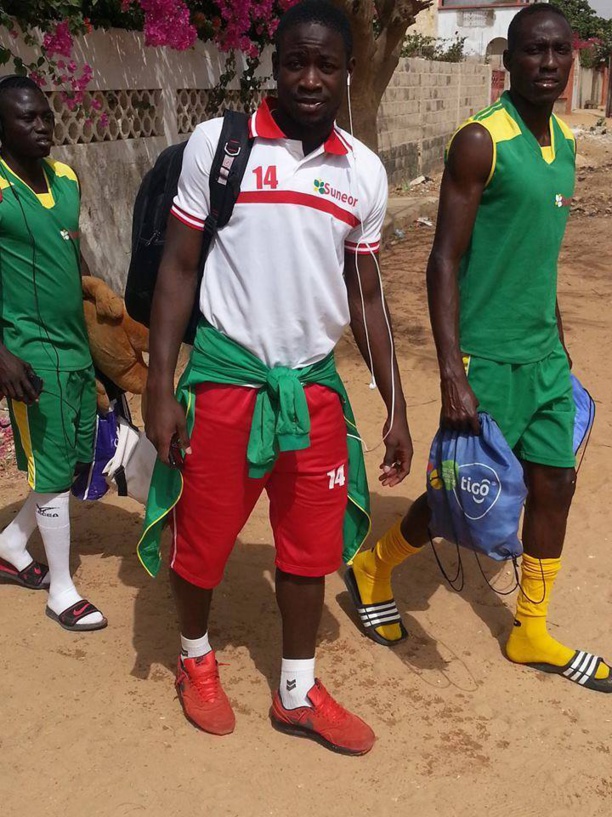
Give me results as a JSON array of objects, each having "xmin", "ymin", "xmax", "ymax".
[
  {"xmin": 345, "ymin": 3, "xmax": 612, "ymax": 692},
  {"xmin": 0, "ymin": 75, "xmax": 106, "ymax": 631}
]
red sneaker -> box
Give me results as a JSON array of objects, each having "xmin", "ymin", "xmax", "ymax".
[
  {"xmin": 175, "ymin": 651, "xmax": 235, "ymax": 735},
  {"xmin": 270, "ymin": 679, "xmax": 375, "ymax": 755}
]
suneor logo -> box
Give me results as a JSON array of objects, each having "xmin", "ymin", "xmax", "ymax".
[
  {"xmin": 313, "ymin": 178, "xmax": 358, "ymax": 207},
  {"xmin": 453, "ymin": 463, "xmax": 501, "ymax": 520},
  {"xmin": 555, "ymin": 193, "xmax": 572, "ymax": 208}
]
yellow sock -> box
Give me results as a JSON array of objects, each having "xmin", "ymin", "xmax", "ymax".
[
  {"xmin": 351, "ymin": 520, "xmax": 422, "ymax": 642},
  {"xmin": 506, "ymin": 554, "xmax": 609, "ymax": 680}
]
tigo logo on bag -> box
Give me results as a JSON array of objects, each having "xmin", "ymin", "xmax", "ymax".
[{"xmin": 453, "ymin": 462, "xmax": 501, "ymax": 520}]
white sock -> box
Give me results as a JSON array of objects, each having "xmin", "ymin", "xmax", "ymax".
[
  {"xmin": 180, "ymin": 632, "xmax": 212, "ymax": 660},
  {"xmin": 35, "ymin": 491, "xmax": 103, "ymax": 627},
  {"xmin": 0, "ymin": 491, "xmax": 39, "ymax": 572},
  {"xmin": 279, "ymin": 657, "xmax": 316, "ymax": 710}
]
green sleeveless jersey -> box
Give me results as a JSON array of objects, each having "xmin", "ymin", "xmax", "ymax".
[
  {"xmin": 451, "ymin": 91, "xmax": 575, "ymax": 364},
  {"xmin": 0, "ymin": 157, "xmax": 91, "ymax": 371}
]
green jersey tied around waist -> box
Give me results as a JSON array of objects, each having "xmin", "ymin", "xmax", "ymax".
[
  {"xmin": 449, "ymin": 91, "xmax": 576, "ymax": 365},
  {"xmin": 0, "ymin": 158, "xmax": 91, "ymax": 372},
  {"xmin": 137, "ymin": 321, "xmax": 371, "ymax": 577}
]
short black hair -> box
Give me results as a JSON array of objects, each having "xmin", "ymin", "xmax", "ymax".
[
  {"xmin": 507, "ymin": 3, "xmax": 571, "ymax": 52},
  {"xmin": 0, "ymin": 75, "xmax": 46, "ymax": 123},
  {"xmin": 275, "ymin": 0, "xmax": 353, "ymax": 60}
]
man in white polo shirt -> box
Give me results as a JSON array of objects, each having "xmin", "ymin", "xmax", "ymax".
[{"xmin": 143, "ymin": 0, "xmax": 413, "ymax": 755}]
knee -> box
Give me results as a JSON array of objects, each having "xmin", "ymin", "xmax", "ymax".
[{"xmin": 529, "ymin": 467, "xmax": 576, "ymax": 509}]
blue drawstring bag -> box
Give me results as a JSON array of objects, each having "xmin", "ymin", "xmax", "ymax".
[
  {"xmin": 72, "ymin": 409, "xmax": 118, "ymax": 501},
  {"xmin": 426, "ymin": 413, "xmax": 526, "ymax": 561},
  {"xmin": 571, "ymin": 374, "xmax": 595, "ymax": 455}
]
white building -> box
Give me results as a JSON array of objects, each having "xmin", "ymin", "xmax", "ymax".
[{"xmin": 437, "ymin": 0, "xmax": 542, "ymax": 61}]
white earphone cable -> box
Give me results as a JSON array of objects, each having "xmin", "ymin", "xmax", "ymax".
[{"xmin": 345, "ymin": 75, "xmax": 397, "ymax": 454}]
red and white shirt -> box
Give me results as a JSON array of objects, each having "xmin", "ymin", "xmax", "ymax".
[{"xmin": 171, "ymin": 97, "xmax": 388, "ymax": 369}]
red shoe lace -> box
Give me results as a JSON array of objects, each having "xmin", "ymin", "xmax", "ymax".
[
  {"xmin": 189, "ymin": 660, "xmax": 224, "ymax": 704},
  {"xmin": 312, "ymin": 682, "xmax": 350, "ymax": 725}
]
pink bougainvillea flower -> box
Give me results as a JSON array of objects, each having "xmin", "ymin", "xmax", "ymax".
[
  {"xmin": 140, "ymin": 0, "xmax": 197, "ymax": 51},
  {"xmin": 43, "ymin": 20, "xmax": 74, "ymax": 59}
]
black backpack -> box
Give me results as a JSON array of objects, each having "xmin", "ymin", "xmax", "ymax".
[{"xmin": 125, "ymin": 110, "xmax": 253, "ymax": 344}]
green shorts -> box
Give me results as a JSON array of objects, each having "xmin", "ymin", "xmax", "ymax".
[
  {"xmin": 8, "ymin": 366, "xmax": 97, "ymax": 493},
  {"xmin": 464, "ymin": 344, "xmax": 575, "ymax": 469}
]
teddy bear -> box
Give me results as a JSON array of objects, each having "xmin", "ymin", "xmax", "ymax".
[{"xmin": 81, "ymin": 275, "xmax": 149, "ymax": 413}]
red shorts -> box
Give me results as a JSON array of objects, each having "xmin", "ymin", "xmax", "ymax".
[{"xmin": 171, "ymin": 383, "xmax": 348, "ymax": 589}]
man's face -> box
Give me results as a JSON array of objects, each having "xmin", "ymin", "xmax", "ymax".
[
  {"xmin": 504, "ymin": 13, "xmax": 573, "ymax": 106},
  {"xmin": 273, "ymin": 22, "xmax": 353, "ymax": 132},
  {"xmin": 0, "ymin": 88, "xmax": 54, "ymax": 158}
]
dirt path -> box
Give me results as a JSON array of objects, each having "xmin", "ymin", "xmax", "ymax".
[{"xmin": 1, "ymin": 132, "xmax": 611, "ymax": 817}]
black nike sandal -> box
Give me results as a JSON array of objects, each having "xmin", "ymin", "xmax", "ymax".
[
  {"xmin": 45, "ymin": 600, "xmax": 108, "ymax": 632},
  {"xmin": 0, "ymin": 558, "xmax": 50, "ymax": 590}
]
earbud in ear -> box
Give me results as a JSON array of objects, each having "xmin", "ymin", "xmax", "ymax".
[{"xmin": 347, "ymin": 74, "xmax": 351, "ymax": 87}]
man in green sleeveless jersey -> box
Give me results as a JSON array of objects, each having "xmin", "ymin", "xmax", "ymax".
[
  {"xmin": 0, "ymin": 76, "xmax": 106, "ymax": 631},
  {"xmin": 346, "ymin": 4, "xmax": 611, "ymax": 692}
]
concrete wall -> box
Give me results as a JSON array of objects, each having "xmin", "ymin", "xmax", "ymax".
[
  {"xmin": 377, "ymin": 58, "xmax": 491, "ymax": 185},
  {"xmin": 0, "ymin": 28, "xmax": 272, "ymax": 292},
  {"xmin": 1, "ymin": 27, "xmax": 488, "ymax": 287},
  {"xmin": 574, "ymin": 64, "xmax": 605, "ymax": 109}
]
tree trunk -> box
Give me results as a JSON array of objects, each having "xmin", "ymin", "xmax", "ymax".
[{"xmin": 333, "ymin": 0, "xmax": 431, "ymax": 152}]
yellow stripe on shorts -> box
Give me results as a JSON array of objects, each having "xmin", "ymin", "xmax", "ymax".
[{"xmin": 11, "ymin": 401, "xmax": 36, "ymax": 488}]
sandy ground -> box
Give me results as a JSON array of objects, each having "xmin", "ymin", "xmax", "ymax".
[{"xmin": 1, "ymin": 128, "xmax": 611, "ymax": 817}]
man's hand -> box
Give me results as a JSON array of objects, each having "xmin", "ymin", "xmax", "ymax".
[
  {"xmin": 0, "ymin": 347, "xmax": 39, "ymax": 404},
  {"xmin": 145, "ymin": 389, "xmax": 192, "ymax": 467},
  {"xmin": 379, "ymin": 414, "xmax": 413, "ymax": 487},
  {"xmin": 440, "ymin": 372, "xmax": 480, "ymax": 434}
]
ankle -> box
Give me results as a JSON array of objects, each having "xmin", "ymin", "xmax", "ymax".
[
  {"xmin": 0, "ymin": 540, "xmax": 32, "ymax": 572},
  {"xmin": 181, "ymin": 632, "xmax": 212, "ymax": 660},
  {"xmin": 48, "ymin": 585, "xmax": 80, "ymax": 611},
  {"xmin": 279, "ymin": 657, "xmax": 315, "ymax": 710},
  {"xmin": 355, "ymin": 548, "xmax": 391, "ymax": 581}
]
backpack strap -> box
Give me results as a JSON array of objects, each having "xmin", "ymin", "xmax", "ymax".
[
  {"xmin": 183, "ymin": 109, "xmax": 253, "ymax": 345},
  {"xmin": 203, "ymin": 109, "xmax": 253, "ymax": 243}
]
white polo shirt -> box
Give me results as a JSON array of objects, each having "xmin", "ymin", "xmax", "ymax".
[{"xmin": 171, "ymin": 97, "xmax": 388, "ymax": 369}]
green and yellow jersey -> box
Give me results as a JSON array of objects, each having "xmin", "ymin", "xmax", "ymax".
[
  {"xmin": 0, "ymin": 157, "xmax": 91, "ymax": 371},
  {"xmin": 448, "ymin": 91, "xmax": 576, "ymax": 364}
]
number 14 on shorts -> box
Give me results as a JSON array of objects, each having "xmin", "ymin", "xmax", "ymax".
[{"xmin": 326, "ymin": 465, "xmax": 346, "ymax": 490}]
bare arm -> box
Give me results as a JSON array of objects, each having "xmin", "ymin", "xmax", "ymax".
[
  {"xmin": 145, "ymin": 215, "xmax": 203, "ymax": 465},
  {"xmin": 426, "ymin": 124, "xmax": 493, "ymax": 433},
  {"xmin": 345, "ymin": 251, "xmax": 412, "ymax": 486}
]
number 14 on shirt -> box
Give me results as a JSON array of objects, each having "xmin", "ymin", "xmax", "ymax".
[{"xmin": 253, "ymin": 166, "xmax": 279, "ymax": 190}]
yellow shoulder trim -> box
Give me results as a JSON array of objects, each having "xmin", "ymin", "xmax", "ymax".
[
  {"xmin": 0, "ymin": 175, "xmax": 11, "ymax": 190},
  {"xmin": 479, "ymin": 107, "xmax": 522, "ymax": 145},
  {"xmin": 554, "ymin": 115, "xmax": 576, "ymax": 152},
  {"xmin": 44, "ymin": 158, "xmax": 79, "ymax": 185},
  {"xmin": 446, "ymin": 119, "xmax": 497, "ymax": 188}
]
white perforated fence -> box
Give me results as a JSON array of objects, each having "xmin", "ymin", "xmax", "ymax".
[
  {"xmin": 48, "ymin": 89, "xmax": 163, "ymax": 145},
  {"xmin": 176, "ymin": 88, "xmax": 268, "ymax": 134},
  {"xmin": 48, "ymin": 87, "xmax": 269, "ymax": 144}
]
